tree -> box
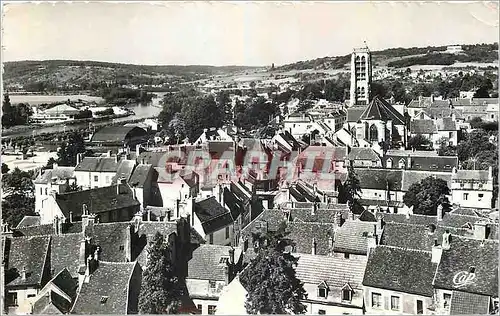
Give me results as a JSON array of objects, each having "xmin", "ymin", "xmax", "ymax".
[
  {"xmin": 1, "ymin": 168, "xmax": 35, "ymax": 228},
  {"xmin": 2, "ymin": 93, "xmax": 15, "ymax": 128},
  {"xmin": 66, "ymin": 182, "xmax": 82, "ymax": 192},
  {"xmin": 408, "ymin": 134, "xmax": 432, "ymax": 150},
  {"xmin": 138, "ymin": 232, "xmax": 184, "ymax": 314},
  {"xmin": 437, "ymin": 137, "xmax": 457, "ymax": 156},
  {"xmin": 343, "ymin": 164, "xmax": 362, "ymax": 212},
  {"xmin": 240, "ymin": 222, "xmax": 307, "ymax": 314},
  {"xmin": 456, "ymin": 129, "xmax": 495, "ymax": 162},
  {"xmin": 56, "ymin": 132, "xmax": 87, "ymax": 166},
  {"xmin": 403, "ymin": 177, "xmax": 450, "ymax": 215},
  {"xmin": 181, "ymin": 95, "xmax": 223, "ymax": 141},
  {"xmin": 167, "ymin": 113, "xmax": 186, "ymax": 145},
  {"xmin": 2, "ymin": 163, "xmax": 10, "ymax": 174}
]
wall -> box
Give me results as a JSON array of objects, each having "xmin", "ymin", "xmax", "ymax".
[
  {"xmin": 39, "ymin": 195, "xmax": 66, "ymax": 224},
  {"xmin": 302, "ymin": 300, "xmax": 363, "ymax": 315},
  {"xmin": 363, "ymin": 286, "xmax": 434, "ymax": 315},
  {"xmin": 206, "ymin": 224, "xmax": 234, "ymax": 246},
  {"xmin": 6, "ymin": 288, "xmax": 39, "ymax": 315},
  {"xmin": 301, "ymin": 283, "xmax": 364, "ymax": 315},
  {"xmin": 158, "ymin": 181, "xmax": 192, "ymax": 209},
  {"xmin": 74, "ymin": 170, "xmax": 115, "ymax": 190},
  {"xmin": 187, "ymin": 279, "xmax": 226, "ymax": 314},
  {"xmin": 451, "ymin": 189, "xmax": 493, "ymax": 209},
  {"xmin": 126, "ymin": 264, "xmax": 142, "ymax": 314}
]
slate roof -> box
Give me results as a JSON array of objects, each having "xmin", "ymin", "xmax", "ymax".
[
  {"xmin": 194, "ymin": 197, "xmax": 234, "ymax": 234},
  {"xmin": 50, "ymin": 233, "xmax": 84, "ymax": 277},
  {"xmin": 91, "ymin": 222, "xmax": 132, "ymax": 262},
  {"xmin": 295, "ymin": 253, "xmax": 367, "ymax": 289},
  {"xmin": 135, "ymin": 222, "xmax": 179, "ymax": 267},
  {"xmin": 333, "ymin": 220, "xmax": 377, "ymax": 255},
  {"xmin": 363, "ymin": 246, "xmax": 436, "ymax": 297},
  {"xmin": 453, "ymin": 170, "xmax": 490, "ymax": 181},
  {"xmin": 110, "ymin": 160, "xmax": 137, "ymax": 184},
  {"xmin": 55, "ymin": 184, "xmax": 139, "ymax": 219},
  {"xmin": 347, "ymin": 107, "xmax": 367, "ymax": 122},
  {"xmin": 359, "ymin": 96, "xmax": 405, "ymax": 125},
  {"xmin": 71, "ymin": 261, "xmax": 140, "ymax": 314},
  {"xmin": 137, "ymin": 151, "xmax": 168, "ymax": 167},
  {"xmin": 380, "ymin": 213, "xmax": 437, "ymax": 226},
  {"xmin": 410, "ymin": 119, "xmax": 437, "ymax": 134},
  {"xmin": 34, "ymin": 167, "xmax": 75, "ymax": 184},
  {"xmin": 449, "ymin": 290, "xmax": 490, "ymax": 314},
  {"xmin": 422, "ymin": 107, "xmax": 464, "ymax": 120},
  {"xmin": 436, "ymin": 117, "xmax": 457, "ymax": 131},
  {"xmin": 208, "ymin": 141, "xmax": 234, "ymax": 159},
  {"xmin": 287, "ymin": 222, "xmax": 336, "ymax": 255},
  {"xmin": 278, "ymin": 131, "xmax": 300, "ymax": 150},
  {"xmin": 127, "ymin": 164, "xmax": 153, "ymax": 188},
  {"xmin": 14, "ymin": 223, "xmax": 82, "ymax": 237},
  {"xmin": 32, "ymin": 291, "xmax": 71, "ymax": 314},
  {"xmin": 384, "ymin": 155, "xmax": 458, "ymax": 172},
  {"xmin": 44, "ymin": 104, "xmax": 80, "ymax": 115},
  {"xmin": 74, "ymin": 157, "xmax": 121, "ymax": 173},
  {"xmin": 348, "ymin": 147, "xmax": 380, "ymax": 161},
  {"xmin": 187, "ymin": 244, "xmax": 241, "ymax": 281},
  {"xmin": 50, "ymin": 268, "xmax": 78, "ymax": 299},
  {"xmin": 401, "ymin": 170, "xmax": 452, "ymax": 191},
  {"xmin": 355, "ymin": 168, "xmax": 403, "ymax": 191},
  {"xmin": 432, "ymin": 236, "xmax": 498, "ymax": 296},
  {"xmin": 91, "ymin": 126, "xmax": 147, "ymax": 143},
  {"xmin": 6, "ymin": 236, "xmax": 51, "ymax": 288},
  {"xmin": 16, "ymin": 216, "xmax": 42, "ymax": 228}
]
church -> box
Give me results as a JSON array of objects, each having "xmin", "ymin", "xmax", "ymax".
[{"xmin": 344, "ymin": 45, "xmax": 408, "ymax": 148}]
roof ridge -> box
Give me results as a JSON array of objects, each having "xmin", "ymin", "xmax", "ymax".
[
  {"xmin": 10, "ymin": 234, "xmax": 52, "ymax": 239},
  {"xmin": 377, "ymin": 244, "xmax": 432, "ymax": 254}
]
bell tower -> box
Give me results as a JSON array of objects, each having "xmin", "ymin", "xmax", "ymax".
[{"xmin": 349, "ymin": 42, "xmax": 372, "ymax": 107}]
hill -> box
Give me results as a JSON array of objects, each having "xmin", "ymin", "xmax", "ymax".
[
  {"xmin": 275, "ymin": 43, "xmax": 498, "ymax": 71},
  {"xmin": 3, "ymin": 60, "xmax": 261, "ymax": 92}
]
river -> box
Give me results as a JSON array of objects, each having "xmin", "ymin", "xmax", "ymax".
[{"xmin": 4, "ymin": 93, "xmax": 165, "ymax": 138}]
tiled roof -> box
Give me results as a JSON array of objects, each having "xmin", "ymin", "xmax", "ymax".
[
  {"xmin": 334, "ymin": 220, "xmax": 377, "ymax": 255},
  {"xmin": 16, "ymin": 216, "xmax": 41, "ymax": 228},
  {"xmin": 187, "ymin": 244, "xmax": 241, "ymax": 281},
  {"xmin": 355, "ymin": 168, "xmax": 403, "ymax": 191},
  {"xmin": 71, "ymin": 261, "xmax": 140, "ymax": 314},
  {"xmin": 6, "ymin": 236, "xmax": 51, "ymax": 288},
  {"xmin": 359, "ymin": 96, "xmax": 405, "ymax": 125},
  {"xmin": 401, "ymin": 170, "xmax": 452, "ymax": 191},
  {"xmin": 127, "ymin": 164, "xmax": 153, "ymax": 188},
  {"xmin": 34, "ymin": 167, "xmax": 75, "ymax": 184},
  {"xmin": 44, "ymin": 104, "xmax": 80, "ymax": 115},
  {"xmin": 55, "ymin": 184, "xmax": 139, "ymax": 219},
  {"xmin": 91, "ymin": 126, "xmax": 147, "ymax": 143},
  {"xmin": 295, "ymin": 253, "xmax": 367, "ymax": 290},
  {"xmin": 137, "ymin": 151, "xmax": 168, "ymax": 167},
  {"xmin": 74, "ymin": 157, "xmax": 121, "ymax": 172},
  {"xmin": 50, "ymin": 233, "xmax": 84, "ymax": 278},
  {"xmin": 348, "ymin": 148, "xmax": 380, "ymax": 161},
  {"xmin": 380, "ymin": 213, "xmax": 437, "ymax": 226},
  {"xmin": 453, "ymin": 170, "xmax": 490, "ymax": 181},
  {"xmin": 449, "ymin": 290, "xmax": 490, "ymax": 314},
  {"xmin": 14, "ymin": 223, "xmax": 82, "ymax": 237},
  {"xmin": 194, "ymin": 197, "xmax": 234, "ymax": 234},
  {"xmin": 91, "ymin": 222, "xmax": 132, "ymax": 262},
  {"xmin": 287, "ymin": 222, "xmax": 336, "ymax": 255},
  {"xmin": 111, "ymin": 159, "xmax": 137, "ymax": 184},
  {"xmin": 422, "ymin": 107, "xmax": 464, "ymax": 120},
  {"xmin": 410, "ymin": 119, "xmax": 437, "ymax": 134},
  {"xmin": 436, "ymin": 117, "xmax": 457, "ymax": 131},
  {"xmin": 432, "ymin": 236, "xmax": 498, "ymax": 296},
  {"xmin": 363, "ymin": 246, "xmax": 436, "ymax": 297}
]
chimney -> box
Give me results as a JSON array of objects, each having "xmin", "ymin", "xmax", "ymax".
[
  {"xmin": 224, "ymin": 265, "xmax": 230, "ymax": 285},
  {"xmin": 79, "ymin": 238, "xmax": 87, "ymax": 267},
  {"xmin": 94, "ymin": 246, "xmax": 100, "ymax": 262},
  {"xmin": 20, "ymin": 267, "xmax": 26, "ymax": 280},
  {"xmin": 311, "ymin": 238, "xmax": 317, "ymax": 255},
  {"xmin": 311, "ymin": 202, "xmax": 316, "ymax": 215},
  {"xmin": 431, "ymin": 239, "xmax": 443, "ymax": 264},
  {"xmin": 473, "ymin": 221, "xmax": 488, "ymax": 240},
  {"xmin": 430, "ymin": 94, "xmax": 435, "ymax": 103},
  {"xmin": 442, "ymin": 230, "xmax": 451, "ymax": 250},
  {"xmin": 176, "ymin": 199, "xmax": 181, "ymax": 219},
  {"xmin": 76, "ymin": 153, "xmax": 82, "ymax": 166},
  {"xmin": 53, "ymin": 162, "xmax": 58, "ymax": 169},
  {"xmin": 376, "ymin": 216, "xmax": 384, "ymax": 232},
  {"xmin": 167, "ymin": 210, "xmax": 172, "ymax": 222},
  {"xmin": 437, "ymin": 204, "xmax": 444, "ymax": 221},
  {"xmin": 69, "ymin": 212, "xmax": 73, "ymax": 223},
  {"xmin": 136, "ymin": 144, "xmax": 141, "ymax": 157},
  {"xmin": 117, "ymin": 182, "xmax": 121, "ymax": 195},
  {"xmin": 427, "ymin": 224, "xmax": 436, "ymax": 235},
  {"xmin": 228, "ymin": 247, "xmax": 235, "ymax": 265},
  {"xmin": 125, "ymin": 225, "xmax": 132, "ymax": 262},
  {"xmin": 53, "ymin": 216, "xmax": 60, "ymax": 235},
  {"xmin": 407, "ymin": 155, "xmax": 412, "ymax": 169},
  {"xmin": 107, "ymin": 150, "xmax": 112, "ymax": 157},
  {"xmin": 488, "ymin": 166, "xmax": 493, "ymax": 179},
  {"xmin": 328, "ymin": 235, "xmax": 334, "ymax": 253},
  {"xmin": 115, "ymin": 155, "xmax": 119, "ymax": 163}
]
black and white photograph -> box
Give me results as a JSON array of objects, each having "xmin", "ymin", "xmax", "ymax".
[{"xmin": 0, "ymin": 1, "xmax": 499, "ymax": 315}]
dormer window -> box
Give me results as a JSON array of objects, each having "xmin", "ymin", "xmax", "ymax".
[
  {"xmin": 317, "ymin": 281, "xmax": 328, "ymax": 298},
  {"xmin": 469, "ymin": 266, "xmax": 476, "ymax": 274},
  {"xmin": 100, "ymin": 296, "xmax": 109, "ymax": 304},
  {"xmin": 341, "ymin": 283, "xmax": 353, "ymax": 302},
  {"xmin": 461, "ymin": 223, "xmax": 473, "ymax": 230}
]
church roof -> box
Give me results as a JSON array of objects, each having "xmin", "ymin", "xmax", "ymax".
[{"xmin": 359, "ymin": 96, "xmax": 405, "ymax": 125}]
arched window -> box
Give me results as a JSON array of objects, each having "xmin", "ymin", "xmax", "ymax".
[
  {"xmin": 386, "ymin": 158, "xmax": 393, "ymax": 168},
  {"xmin": 356, "ymin": 56, "xmax": 361, "ymax": 62},
  {"xmin": 361, "ymin": 87, "xmax": 366, "ymax": 98},
  {"xmin": 369, "ymin": 124, "xmax": 378, "ymax": 142},
  {"xmin": 361, "ymin": 56, "xmax": 366, "ymax": 62},
  {"xmin": 398, "ymin": 159, "xmax": 406, "ymax": 169}
]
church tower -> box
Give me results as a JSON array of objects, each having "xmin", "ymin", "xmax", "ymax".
[{"xmin": 349, "ymin": 43, "xmax": 372, "ymax": 106}]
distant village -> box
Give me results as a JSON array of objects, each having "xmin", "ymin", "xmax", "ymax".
[{"xmin": 1, "ymin": 44, "xmax": 498, "ymax": 315}]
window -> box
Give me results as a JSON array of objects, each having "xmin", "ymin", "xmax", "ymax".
[
  {"xmin": 416, "ymin": 299, "xmax": 424, "ymax": 314},
  {"xmin": 463, "ymin": 193, "xmax": 469, "ymax": 200},
  {"xmin": 100, "ymin": 296, "xmax": 109, "ymax": 304},
  {"xmin": 208, "ymin": 305, "xmax": 216, "ymax": 315},
  {"xmin": 371, "ymin": 293, "xmax": 382, "ymax": 308},
  {"xmin": 460, "ymin": 183, "xmax": 464, "ymax": 188},
  {"xmin": 225, "ymin": 226, "xmax": 230, "ymax": 239},
  {"xmin": 7, "ymin": 292, "xmax": 17, "ymax": 306},
  {"xmin": 342, "ymin": 289, "xmax": 352, "ymax": 301},
  {"xmin": 479, "ymin": 184, "xmax": 483, "ymax": 189},
  {"xmin": 27, "ymin": 294, "xmax": 36, "ymax": 298},
  {"xmin": 44, "ymin": 188, "xmax": 47, "ymax": 195},
  {"xmin": 94, "ymin": 175, "xmax": 98, "ymax": 182},
  {"xmin": 391, "ymin": 296, "xmax": 400, "ymax": 310},
  {"xmin": 119, "ymin": 245, "xmax": 124, "ymax": 251},
  {"xmin": 219, "ymin": 257, "xmax": 229, "ymax": 264},
  {"xmin": 197, "ymin": 305, "xmax": 202, "ymax": 314},
  {"xmin": 318, "ymin": 310, "xmax": 326, "ymax": 315},
  {"xmin": 209, "ymin": 234, "xmax": 213, "ymax": 244},
  {"xmin": 318, "ymin": 287, "xmax": 327, "ymax": 298},
  {"xmin": 478, "ymin": 193, "xmax": 484, "ymax": 201},
  {"xmin": 209, "ymin": 280, "xmax": 217, "ymax": 289},
  {"xmin": 443, "ymin": 293, "xmax": 451, "ymax": 309},
  {"xmin": 344, "ymin": 253, "xmax": 350, "ymax": 259},
  {"xmin": 244, "ymin": 239, "xmax": 249, "ymax": 252}
]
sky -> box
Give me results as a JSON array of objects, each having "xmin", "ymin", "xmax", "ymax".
[{"xmin": 2, "ymin": 1, "xmax": 499, "ymax": 66}]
